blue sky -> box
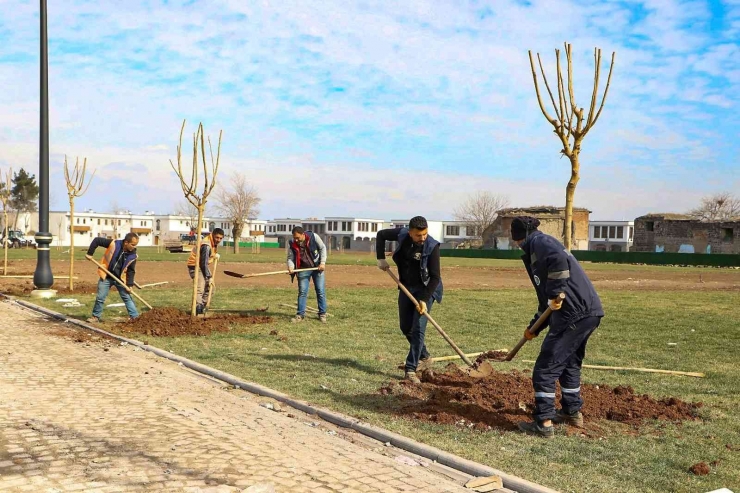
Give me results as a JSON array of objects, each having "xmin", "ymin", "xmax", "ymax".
[{"xmin": 0, "ymin": 0, "xmax": 738, "ymax": 220}]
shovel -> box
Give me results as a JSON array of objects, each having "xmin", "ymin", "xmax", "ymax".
[
  {"xmin": 504, "ymin": 293, "xmax": 566, "ymax": 361},
  {"xmin": 224, "ymin": 267, "xmax": 319, "ymax": 279},
  {"xmin": 385, "ymin": 269, "xmax": 493, "ymax": 378},
  {"xmin": 205, "ymin": 256, "xmax": 219, "ymax": 312}
]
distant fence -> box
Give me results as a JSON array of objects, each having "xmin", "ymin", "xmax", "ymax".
[
  {"xmin": 440, "ymin": 249, "xmax": 740, "ymax": 267},
  {"xmin": 222, "ymin": 241, "xmax": 280, "ymax": 249}
]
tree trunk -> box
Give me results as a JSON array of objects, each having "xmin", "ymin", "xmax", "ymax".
[
  {"xmin": 69, "ymin": 200, "xmax": 75, "ymax": 290},
  {"xmin": 563, "ymin": 154, "xmax": 580, "ymax": 251},
  {"xmin": 190, "ymin": 206, "xmax": 204, "ymax": 318},
  {"xmin": 3, "ymin": 210, "xmax": 8, "ymax": 275},
  {"xmin": 233, "ymin": 224, "xmax": 242, "ymax": 254}
]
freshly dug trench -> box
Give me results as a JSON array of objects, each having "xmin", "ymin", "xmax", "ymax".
[
  {"xmin": 380, "ymin": 365, "xmax": 702, "ymax": 433},
  {"xmin": 121, "ymin": 307, "xmax": 272, "ymax": 337}
]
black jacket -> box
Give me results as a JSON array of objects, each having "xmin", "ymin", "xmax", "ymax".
[
  {"xmin": 521, "ymin": 231, "xmax": 603, "ymax": 333},
  {"xmin": 376, "ymin": 228, "xmax": 443, "ymax": 303}
]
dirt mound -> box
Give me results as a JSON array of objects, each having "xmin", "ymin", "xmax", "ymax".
[
  {"xmin": 476, "ymin": 350, "xmax": 509, "ymax": 363},
  {"xmin": 689, "ymin": 462, "xmax": 710, "ymax": 475},
  {"xmin": 0, "ymin": 280, "xmax": 99, "ymax": 296},
  {"xmin": 380, "ymin": 365, "xmax": 701, "ymax": 433},
  {"xmin": 121, "ymin": 307, "xmax": 272, "ymax": 337}
]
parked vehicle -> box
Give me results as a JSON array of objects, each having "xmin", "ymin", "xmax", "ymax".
[{"xmin": 0, "ymin": 230, "xmax": 36, "ymax": 249}]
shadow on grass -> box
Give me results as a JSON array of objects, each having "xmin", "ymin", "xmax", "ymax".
[{"xmin": 257, "ymin": 353, "xmax": 399, "ymax": 379}]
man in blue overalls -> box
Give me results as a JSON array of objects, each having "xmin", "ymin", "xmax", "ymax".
[
  {"xmin": 511, "ymin": 216, "xmax": 604, "ymax": 438},
  {"xmin": 376, "ymin": 216, "xmax": 443, "ymax": 384}
]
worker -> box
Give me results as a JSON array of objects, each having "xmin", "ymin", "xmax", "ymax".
[
  {"xmin": 287, "ymin": 226, "xmax": 328, "ymax": 323},
  {"xmin": 187, "ymin": 228, "xmax": 224, "ymax": 314},
  {"xmin": 511, "ymin": 216, "xmax": 604, "ymax": 438},
  {"xmin": 376, "ymin": 216, "xmax": 442, "ymax": 384},
  {"xmin": 85, "ymin": 232, "xmax": 140, "ymax": 323}
]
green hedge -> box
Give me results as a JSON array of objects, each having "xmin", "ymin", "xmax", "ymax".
[
  {"xmin": 440, "ymin": 248, "xmax": 740, "ymax": 267},
  {"xmin": 222, "ymin": 241, "xmax": 281, "ymax": 249}
]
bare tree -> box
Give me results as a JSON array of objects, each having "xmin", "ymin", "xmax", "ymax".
[
  {"xmin": 529, "ymin": 42, "xmax": 615, "ymax": 250},
  {"xmin": 109, "ymin": 200, "xmax": 126, "ymax": 239},
  {"xmin": 688, "ymin": 192, "xmax": 740, "ymax": 222},
  {"xmin": 55, "ymin": 215, "xmax": 64, "ymax": 251},
  {"xmin": 0, "ymin": 168, "xmax": 12, "ymax": 275},
  {"xmin": 214, "ymin": 172, "xmax": 261, "ymax": 253},
  {"xmin": 64, "ymin": 156, "xmax": 96, "ymax": 290},
  {"xmin": 170, "ymin": 120, "xmax": 221, "ymax": 318},
  {"xmin": 453, "ymin": 192, "xmax": 509, "ymax": 242},
  {"xmin": 175, "ymin": 199, "xmax": 204, "ymax": 237}
]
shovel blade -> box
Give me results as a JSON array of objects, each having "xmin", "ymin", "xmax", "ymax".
[
  {"xmin": 464, "ymin": 361, "xmax": 494, "ymax": 378},
  {"xmin": 223, "ymin": 270, "xmax": 246, "ymax": 278}
]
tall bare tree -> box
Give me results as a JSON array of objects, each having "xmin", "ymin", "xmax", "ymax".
[
  {"xmin": 108, "ymin": 200, "xmax": 126, "ymax": 239},
  {"xmin": 0, "ymin": 168, "xmax": 12, "ymax": 275},
  {"xmin": 453, "ymin": 191, "xmax": 509, "ymax": 242},
  {"xmin": 175, "ymin": 199, "xmax": 204, "ymax": 237},
  {"xmin": 688, "ymin": 192, "xmax": 740, "ymax": 222},
  {"xmin": 529, "ymin": 42, "xmax": 615, "ymax": 250},
  {"xmin": 214, "ymin": 172, "xmax": 261, "ymax": 253},
  {"xmin": 170, "ymin": 120, "xmax": 221, "ymax": 317},
  {"xmin": 64, "ymin": 156, "xmax": 96, "ymax": 290}
]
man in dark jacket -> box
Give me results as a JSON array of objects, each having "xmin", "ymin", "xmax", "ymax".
[
  {"xmin": 187, "ymin": 228, "xmax": 224, "ymax": 315},
  {"xmin": 85, "ymin": 232, "xmax": 140, "ymax": 323},
  {"xmin": 512, "ymin": 216, "xmax": 604, "ymax": 438},
  {"xmin": 287, "ymin": 226, "xmax": 328, "ymax": 323},
  {"xmin": 376, "ymin": 216, "xmax": 443, "ymax": 384}
]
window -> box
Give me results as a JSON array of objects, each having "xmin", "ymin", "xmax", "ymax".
[
  {"xmin": 97, "ymin": 218, "xmax": 100, "ymax": 225},
  {"xmin": 341, "ymin": 221, "xmax": 349, "ymax": 231},
  {"xmin": 629, "ymin": 227, "xmax": 633, "ymax": 240},
  {"xmin": 76, "ymin": 218, "xmax": 80, "ymax": 224},
  {"xmin": 156, "ymin": 219, "xmax": 160, "ymax": 231},
  {"xmin": 446, "ymin": 225, "xmax": 460, "ymax": 236},
  {"xmin": 609, "ymin": 226, "xmax": 616, "ymax": 239},
  {"xmin": 617, "ymin": 226, "xmax": 624, "ymax": 239},
  {"xmin": 83, "ymin": 218, "xmax": 86, "ymax": 225},
  {"xmin": 593, "ymin": 226, "xmax": 601, "ymax": 238},
  {"xmin": 118, "ymin": 220, "xmax": 121, "ymax": 226},
  {"xmin": 723, "ymin": 228, "xmax": 734, "ymax": 242},
  {"xmin": 105, "ymin": 219, "xmax": 108, "ymax": 226},
  {"xmin": 645, "ymin": 221, "xmax": 654, "ymax": 232},
  {"xmin": 372, "ymin": 223, "xmax": 378, "ymax": 232}
]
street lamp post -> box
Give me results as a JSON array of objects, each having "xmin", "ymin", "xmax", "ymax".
[{"xmin": 32, "ymin": 0, "xmax": 55, "ymax": 297}]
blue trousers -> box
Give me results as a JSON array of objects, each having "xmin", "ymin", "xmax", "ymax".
[
  {"xmin": 296, "ymin": 270, "xmax": 327, "ymax": 316},
  {"xmin": 92, "ymin": 278, "xmax": 139, "ymax": 319},
  {"xmin": 398, "ymin": 289, "xmax": 434, "ymax": 372}
]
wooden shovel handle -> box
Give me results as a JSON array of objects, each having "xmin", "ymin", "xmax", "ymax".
[
  {"xmin": 87, "ymin": 256, "xmax": 153, "ymax": 310},
  {"xmin": 385, "ymin": 270, "xmax": 474, "ymax": 368},
  {"xmin": 206, "ymin": 258, "xmax": 219, "ymax": 308},
  {"xmin": 505, "ymin": 293, "xmax": 565, "ymax": 361}
]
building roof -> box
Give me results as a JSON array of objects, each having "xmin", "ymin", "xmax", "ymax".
[{"xmin": 635, "ymin": 213, "xmax": 694, "ymax": 221}]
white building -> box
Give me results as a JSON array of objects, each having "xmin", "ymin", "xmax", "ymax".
[
  {"xmin": 589, "ymin": 220, "xmax": 634, "ymax": 252},
  {"xmin": 50, "ymin": 210, "xmax": 157, "ymax": 247}
]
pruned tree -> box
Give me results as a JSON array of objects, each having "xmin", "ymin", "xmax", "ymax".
[
  {"xmin": 529, "ymin": 42, "xmax": 615, "ymax": 250},
  {"xmin": 175, "ymin": 199, "xmax": 204, "ymax": 239},
  {"xmin": 109, "ymin": 200, "xmax": 126, "ymax": 239},
  {"xmin": 170, "ymin": 120, "xmax": 221, "ymax": 318},
  {"xmin": 214, "ymin": 172, "xmax": 261, "ymax": 253},
  {"xmin": 688, "ymin": 192, "xmax": 740, "ymax": 222},
  {"xmin": 64, "ymin": 156, "xmax": 96, "ymax": 290},
  {"xmin": 0, "ymin": 167, "xmax": 12, "ymax": 275},
  {"xmin": 453, "ymin": 192, "xmax": 509, "ymax": 242}
]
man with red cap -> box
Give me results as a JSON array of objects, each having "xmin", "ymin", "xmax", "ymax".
[{"xmin": 510, "ymin": 216, "xmax": 604, "ymax": 438}]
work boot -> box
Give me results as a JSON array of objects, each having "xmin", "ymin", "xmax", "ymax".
[
  {"xmin": 196, "ymin": 304, "xmax": 204, "ymax": 315},
  {"xmin": 517, "ymin": 420, "xmax": 555, "ymax": 438},
  {"xmin": 553, "ymin": 409, "xmax": 584, "ymax": 427},
  {"xmin": 417, "ymin": 356, "xmax": 433, "ymax": 372},
  {"xmin": 404, "ymin": 371, "xmax": 421, "ymax": 384},
  {"xmin": 86, "ymin": 316, "xmax": 100, "ymax": 324},
  {"xmin": 318, "ymin": 314, "xmax": 327, "ymax": 323},
  {"xmin": 126, "ymin": 316, "xmax": 138, "ymax": 324},
  {"xmin": 291, "ymin": 315, "xmax": 305, "ymax": 323}
]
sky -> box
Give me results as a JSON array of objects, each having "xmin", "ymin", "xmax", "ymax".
[{"xmin": 0, "ymin": 0, "xmax": 738, "ymax": 221}]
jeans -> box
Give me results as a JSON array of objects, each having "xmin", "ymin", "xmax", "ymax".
[
  {"xmin": 532, "ymin": 316, "xmax": 601, "ymax": 421},
  {"xmin": 398, "ymin": 289, "xmax": 434, "ymax": 372},
  {"xmin": 92, "ymin": 278, "xmax": 139, "ymax": 319},
  {"xmin": 296, "ymin": 270, "xmax": 327, "ymax": 316}
]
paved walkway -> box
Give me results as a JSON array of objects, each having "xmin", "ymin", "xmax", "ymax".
[{"xmin": 0, "ymin": 300, "xmax": 475, "ymax": 493}]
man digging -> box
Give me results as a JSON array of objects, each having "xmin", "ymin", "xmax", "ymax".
[
  {"xmin": 86, "ymin": 232, "xmax": 140, "ymax": 323},
  {"xmin": 187, "ymin": 228, "xmax": 224, "ymax": 315},
  {"xmin": 287, "ymin": 226, "xmax": 328, "ymax": 323},
  {"xmin": 511, "ymin": 216, "xmax": 604, "ymax": 438},
  {"xmin": 376, "ymin": 216, "xmax": 442, "ymax": 384}
]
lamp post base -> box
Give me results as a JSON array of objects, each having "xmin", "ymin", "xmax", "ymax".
[{"xmin": 30, "ymin": 289, "xmax": 57, "ymax": 299}]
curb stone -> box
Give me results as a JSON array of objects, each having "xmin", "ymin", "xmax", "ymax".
[{"xmin": 6, "ymin": 296, "xmax": 560, "ymax": 493}]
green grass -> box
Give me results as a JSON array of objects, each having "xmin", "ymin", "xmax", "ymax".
[
  {"xmin": 5, "ymin": 246, "xmax": 740, "ymax": 278},
  {"xmin": 26, "ymin": 283, "xmax": 740, "ymax": 493}
]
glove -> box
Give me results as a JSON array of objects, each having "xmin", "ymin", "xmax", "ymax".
[
  {"xmin": 523, "ymin": 327, "xmax": 537, "ymax": 341},
  {"xmin": 214, "ymin": 253, "xmax": 221, "ymax": 260},
  {"xmin": 417, "ymin": 300, "xmax": 427, "ymax": 315},
  {"xmin": 377, "ymin": 259, "xmax": 390, "ymax": 271},
  {"xmin": 548, "ymin": 296, "xmax": 563, "ymax": 311}
]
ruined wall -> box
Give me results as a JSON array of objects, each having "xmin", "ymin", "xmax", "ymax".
[
  {"xmin": 633, "ymin": 217, "xmax": 739, "ymax": 254},
  {"xmin": 484, "ymin": 209, "xmax": 590, "ymax": 249}
]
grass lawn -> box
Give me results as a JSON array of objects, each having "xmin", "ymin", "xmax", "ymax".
[{"xmin": 23, "ymin": 282, "xmax": 740, "ymax": 493}]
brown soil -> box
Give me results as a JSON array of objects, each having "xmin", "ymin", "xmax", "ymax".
[
  {"xmin": 119, "ymin": 307, "xmax": 272, "ymax": 337},
  {"xmin": 0, "ymin": 279, "xmax": 99, "ymax": 296},
  {"xmin": 476, "ymin": 350, "xmax": 509, "ymax": 363},
  {"xmin": 1, "ymin": 259, "xmax": 739, "ymax": 293},
  {"xmin": 379, "ymin": 365, "xmax": 701, "ymax": 433},
  {"xmin": 689, "ymin": 462, "xmax": 710, "ymax": 475}
]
